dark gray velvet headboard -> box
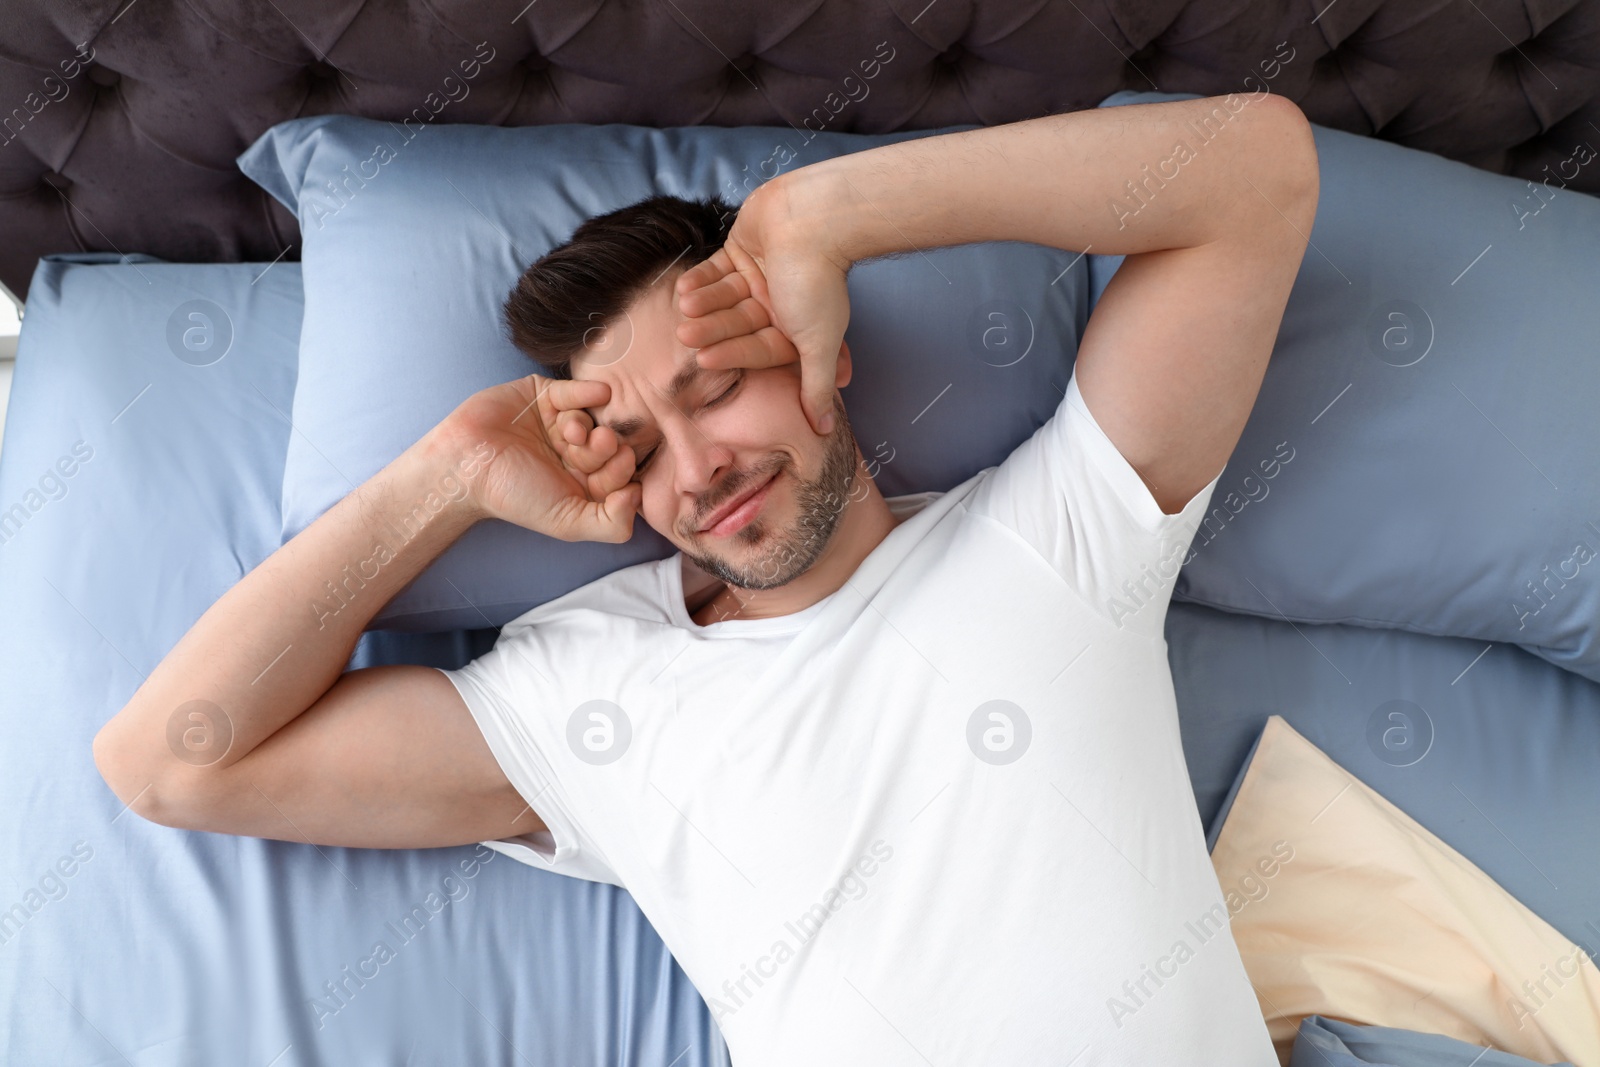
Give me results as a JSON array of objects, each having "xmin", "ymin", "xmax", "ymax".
[{"xmin": 1, "ymin": 0, "xmax": 1597, "ymax": 302}]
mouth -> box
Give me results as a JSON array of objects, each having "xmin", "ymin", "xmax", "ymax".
[{"xmin": 697, "ymin": 470, "xmax": 780, "ymax": 538}]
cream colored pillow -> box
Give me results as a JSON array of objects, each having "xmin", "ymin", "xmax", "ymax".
[{"xmin": 1210, "ymin": 715, "xmax": 1600, "ymax": 1066}]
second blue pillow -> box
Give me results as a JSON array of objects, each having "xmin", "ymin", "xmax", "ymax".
[{"xmin": 1092, "ymin": 90, "xmax": 1600, "ymax": 685}]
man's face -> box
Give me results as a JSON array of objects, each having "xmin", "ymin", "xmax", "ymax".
[{"xmin": 572, "ymin": 269, "xmax": 860, "ymax": 591}]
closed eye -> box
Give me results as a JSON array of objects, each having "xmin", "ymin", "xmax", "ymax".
[{"xmin": 630, "ymin": 371, "xmax": 743, "ymax": 481}]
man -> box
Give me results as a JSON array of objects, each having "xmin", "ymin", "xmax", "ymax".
[{"xmin": 95, "ymin": 92, "xmax": 1318, "ymax": 1063}]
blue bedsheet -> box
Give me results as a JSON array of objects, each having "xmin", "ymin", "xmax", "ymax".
[{"xmin": 3, "ymin": 255, "xmax": 1596, "ymax": 1064}]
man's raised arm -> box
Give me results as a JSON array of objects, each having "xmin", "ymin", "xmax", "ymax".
[{"xmin": 680, "ymin": 93, "xmax": 1320, "ymax": 513}]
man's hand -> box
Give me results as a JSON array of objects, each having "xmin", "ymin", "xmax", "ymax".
[
  {"xmin": 441, "ymin": 374, "xmax": 642, "ymax": 543},
  {"xmin": 673, "ymin": 174, "xmax": 853, "ymax": 436}
]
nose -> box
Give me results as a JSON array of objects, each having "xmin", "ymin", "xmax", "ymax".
[{"xmin": 665, "ymin": 417, "xmax": 736, "ymax": 500}]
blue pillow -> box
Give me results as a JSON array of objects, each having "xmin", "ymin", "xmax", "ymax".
[
  {"xmin": 1090, "ymin": 90, "xmax": 1600, "ymax": 685},
  {"xmin": 1290, "ymin": 1015, "xmax": 1575, "ymax": 1066},
  {"xmin": 0, "ymin": 253, "xmax": 299, "ymax": 596},
  {"xmin": 238, "ymin": 116, "xmax": 1089, "ymax": 632}
]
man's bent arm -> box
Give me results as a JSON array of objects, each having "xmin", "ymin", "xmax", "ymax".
[{"xmin": 93, "ymin": 424, "xmax": 489, "ymax": 813}]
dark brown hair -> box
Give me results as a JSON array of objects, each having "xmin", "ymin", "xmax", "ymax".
[{"xmin": 503, "ymin": 193, "xmax": 738, "ymax": 379}]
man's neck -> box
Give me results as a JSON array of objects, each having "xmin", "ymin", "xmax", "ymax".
[{"xmin": 688, "ymin": 479, "xmax": 901, "ymax": 626}]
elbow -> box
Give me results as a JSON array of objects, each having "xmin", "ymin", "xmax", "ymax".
[
  {"xmin": 92, "ymin": 719, "xmax": 185, "ymax": 828},
  {"xmin": 91, "ymin": 723, "xmax": 146, "ymax": 813},
  {"xmin": 1251, "ymin": 93, "xmax": 1320, "ymax": 210}
]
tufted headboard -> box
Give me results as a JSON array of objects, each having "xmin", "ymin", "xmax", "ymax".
[{"xmin": 1, "ymin": 0, "xmax": 1597, "ymax": 302}]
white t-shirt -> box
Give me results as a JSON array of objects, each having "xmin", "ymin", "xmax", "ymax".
[{"xmin": 436, "ymin": 370, "xmax": 1275, "ymax": 1065}]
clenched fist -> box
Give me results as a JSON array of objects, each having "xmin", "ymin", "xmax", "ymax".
[{"xmin": 439, "ymin": 374, "xmax": 642, "ymax": 544}]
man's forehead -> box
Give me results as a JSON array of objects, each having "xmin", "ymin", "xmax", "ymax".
[{"xmin": 580, "ymin": 349, "xmax": 713, "ymax": 440}]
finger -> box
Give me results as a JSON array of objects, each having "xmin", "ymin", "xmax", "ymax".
[
  {"xmin": 564, "ymin": 482, "xmax": 642, "ymax": 544},
  {"xmin": 585, "ymin": 436, "xmax": 638, "ymax": 499},
  {"xmin": 676, "ymin": 297, "xmax": 770, "ymax": 350},
  {"xmin": 598, "ymin": 482, "xmax": 644, "ymax": 542},
  {"xmin": 553, "ymin": 409, "xmax": 598, "ymax": 456},
  {"xmin": 539, "ymin": 376, "xmax": 611, "ymax": 416},
  {"xmin": 554, "ymin": 406, "xmax": 593, "ymax": 440},
  {"xmin": 560, "ymin": 422, "xmax": 620, "ymax": 477},
  {"xmin": 677, "ymin": 268, "xmax": 750, "ymax": 320},
  {"xmin": 694, "ymin": 324, "xmax": 800, "ymax": 372},
  {"xmin": 719, "ymin": 238, "xmax": 770, "ymax": 307},
  {"xmin": 798, "ymin": 335, "xmax": 844, "ymax": 435},
  {"xmin": 547, "ymin": 483, "xmax": 640, "ymax": 547},
  {"xmin": 675, "ymin": 249, "xmax": 734, "ymax": 300}
]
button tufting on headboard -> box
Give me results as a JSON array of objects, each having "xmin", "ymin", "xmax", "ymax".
[{"xmin": 0, "ymin": 0, "xmax": 1596, "ymax": 301}]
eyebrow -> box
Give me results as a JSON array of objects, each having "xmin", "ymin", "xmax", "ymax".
[{"xmin": 597, "ymin": 355, "xmax": 713, "ymax": 440}]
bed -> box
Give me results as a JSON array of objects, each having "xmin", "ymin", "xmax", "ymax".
[{"xmin": 3, "ymin": 3, "xmax": 1599, "ymax": 1065}]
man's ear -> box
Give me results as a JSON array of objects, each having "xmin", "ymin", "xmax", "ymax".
[{"xmin": 836, "ymin": 339, "xmax": 853, "ymax": 389}]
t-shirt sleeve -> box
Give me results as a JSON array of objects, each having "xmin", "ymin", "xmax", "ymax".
[
  {"xmin": 968, "ymin": 368, "xmax": 1222, "ymax": 638},
  {"xmin": 434, "ymin": 624, "xmax": 624, "ymax": 887}
]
